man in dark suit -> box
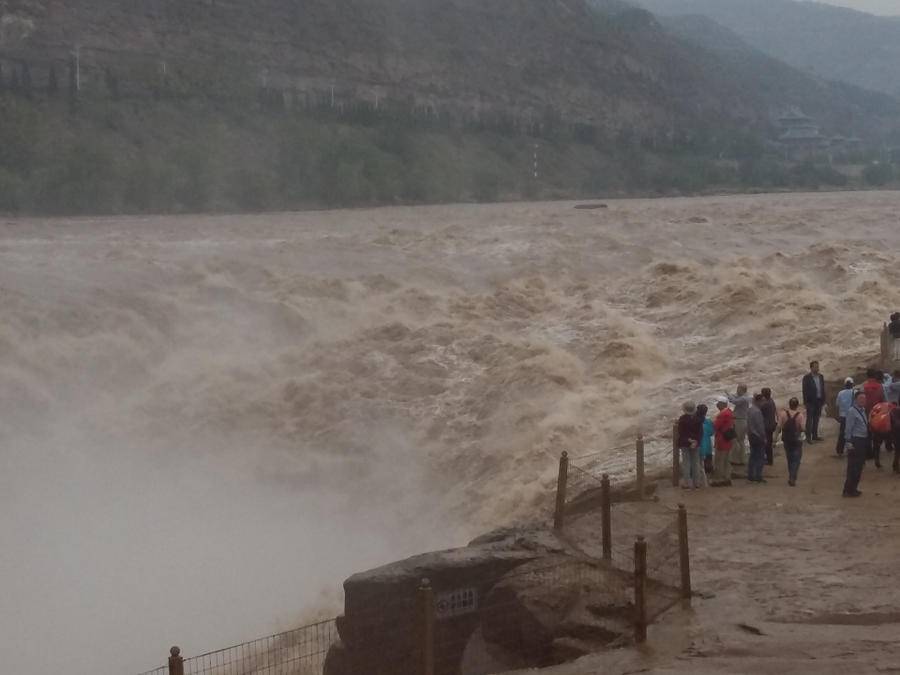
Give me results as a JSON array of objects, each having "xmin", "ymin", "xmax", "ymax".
[{"xmin": 802, "ymin": 360, "xmax": 826, "ymax": 443}]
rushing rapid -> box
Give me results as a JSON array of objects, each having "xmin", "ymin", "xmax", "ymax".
[{"xmin": 2, "ymin": 191, "xmax": 899, "ymax": 674}]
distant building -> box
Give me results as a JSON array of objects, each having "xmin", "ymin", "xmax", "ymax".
[{"xmin": 776, "ymin": 107, "xmax": 828, "ymax": 160}]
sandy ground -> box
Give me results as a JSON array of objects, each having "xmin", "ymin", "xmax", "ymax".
[{"xmin": 523, "ymin": 417, "xmax": 900, "ymax": 674}]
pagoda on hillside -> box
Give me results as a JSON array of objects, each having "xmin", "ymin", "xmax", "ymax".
[{"xmin": 776, "ymin": 107, "xmax": 827, "ymax": 160}]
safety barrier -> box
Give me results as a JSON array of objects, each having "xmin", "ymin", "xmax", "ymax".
[
  {"xmin": 141, "ymin": 437, "xmax": 692, "ymax": 675},
  {"xmin": 140, "ymin": 620, "xmax": 337, "ymax": 675}
]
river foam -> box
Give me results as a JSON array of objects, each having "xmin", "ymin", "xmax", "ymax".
[{"xmin": 2, "ymin": 192, "xmax": 899, "ymax": 673}]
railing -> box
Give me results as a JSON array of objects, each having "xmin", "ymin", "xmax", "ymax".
[
  {"xmin": 552, "ymin": 447, "xmax": 691, "ymax": 642},
  {"xmin": 141, "ymin": 435, "xmax": 693, "ymax": 675},
  {"xmin": 141, "ymin": 620, "xmax": 337, "ymax": 675}
]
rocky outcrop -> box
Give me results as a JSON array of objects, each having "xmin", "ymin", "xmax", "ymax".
[
  {"xmin": 478, "ymin": 556, "xmax": 633, "ymax": 669},
  {"xmin": 325, "ymin": 528, "xmax": 633, "ymax": 675}
]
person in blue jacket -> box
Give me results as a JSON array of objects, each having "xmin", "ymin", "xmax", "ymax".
[{"xmin": 696, "ymin": 403, "xmax": 716, "ymax": 479}]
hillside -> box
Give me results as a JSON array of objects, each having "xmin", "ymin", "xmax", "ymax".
[
  {"xmin": 0, "ymin": 0, "xmax": 899, "ymax": 215},
  {"xmin": 637, "ymin": 0, "xmax": 900, "ymax": 97},
  {"xmin": 1, "ymin": 0, "xmax": 898, "ymax": 138},
  {"xmin": 656, "ymin": 11, "xmax": 900, "ymax": 135}
]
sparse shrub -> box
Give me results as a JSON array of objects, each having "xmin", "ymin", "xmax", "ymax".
[{"xmin": 863, "ymin": 161, "xmax": 894, "ymax": 186}]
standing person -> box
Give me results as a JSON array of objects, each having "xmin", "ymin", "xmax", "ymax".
[
  {"xmin": 863, "ymin": 368, "xmax": 886, "ymax": 465},
  {"xmin": 726, "ymin": 384, "xmax": 752, "ymax": 466},
  {"xmin": 802, "ymin": 361, "xmax": 826, "ymax": 443},
  {"xmin": 869, "ymin": 400, "xmax": 897, "ymax": 470},
  {"xmin": 887, "ymin": 312, "xmax": 900, "ymax": 361},
  {"xmin": 884, "ymin": 370, "xmax": 900, "ymax": 406},
  {"xmin": 747, "ymin": 394, "xmax": 767, "ymax": 483},
  {"xmin": 677, "ymin": 401, "xmax": 703, "ymax": 489},
  {"xmin": 891, "ymin": 312, "xmax": 900, "ymax": 337},
  {"xmin": 863, "ymin": 368, "xmax": 886, "ymax": 414},
  {"xmin": 891, "ymin": 404, "xmax": 900, "ymax": 474},
  {"xmin": 891, "ymin": 313, "xmax": 900, "ymax": 361},
  {"xmin": 778, "ymin": 398, "xmax": 806, "ymax": 486},
  {"xmin": 760, "ymin": 387, "xmax": 778, "ymax": 465},
  {"xmin": 843, "ymin": 391, "xmax": 870, "ymax": 498},
  {"xmin": 835, "ymin": 378, "xmax": 855, "ymax": 456},
  {"xmin": 696, "ymin": 404, "xmax": 715, "ymax": 479},
  {"xmin": 712, "ymin": 397, "xmax": 735, "ymax": 487}
]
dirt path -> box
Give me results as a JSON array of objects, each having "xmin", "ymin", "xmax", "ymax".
[{"xmin": 521, "ymin": 417, "xmax": 900, "ymax": 674}]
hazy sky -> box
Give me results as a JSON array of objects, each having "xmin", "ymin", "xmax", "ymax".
[{"xmin": 817, "ymin": 0, "xmax": 900, "ymax": 14}]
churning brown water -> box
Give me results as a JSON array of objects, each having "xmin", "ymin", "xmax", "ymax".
[{"xmin": 3, "ymin": 191, "xmax": 899, "ymax": 674}]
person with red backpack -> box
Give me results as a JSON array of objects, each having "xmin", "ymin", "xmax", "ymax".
[
  {"xmin": 778, "ymin": 397, "xmax": 806, "ymax": 486},
  {"xmin": 870, "ymin": 400, "xmax": 897, "ymax": 470},
  {"xmin": 862, "ymin": 368, "xmax": 888, "ymax": 465}
]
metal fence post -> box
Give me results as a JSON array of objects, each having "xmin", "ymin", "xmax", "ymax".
[
  {"xmin": 418, "ymin": 579, "xmax": 435, "ymax": 675},
  {"xmin": 671, "ymin": 422, "xmax": 680, "ymax": 488},
  {"xmin": 601, "ymin": 473, "xmax": 612, "ymax": 562},
  {"xmin": 633, "ymin": 536, "xmax": 647, "ymax": 644},
  {"xmin": 678, "ymin": 504, "xmax": 692, "ymax": 602},
  {"xmin": 168, "ymin": 647, "xmax": 184, "ymax": 675},
  {"xmin": 635, "ymin": 434, "xmax": 645, "ymax": 498},
  {"xmin": 554, "ymin": 451, "xmax": 569, "ymax": 531}
]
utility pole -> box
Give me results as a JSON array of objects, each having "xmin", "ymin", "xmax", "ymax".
[
  {"xmin": 73, "ymin": 45, "xmax": 81, "ymax": 91},
  {"xmin": 533, "ymin": 143, "xmax": 540, "ymax": 180}
]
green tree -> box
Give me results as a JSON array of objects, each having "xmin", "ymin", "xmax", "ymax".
[
  {"xmin": 0, "ymin": 96, "xmax": 37, "ymax": 171},
  {"xmin": 863, "ymin": 161, "xmax": 894, "ymax": 186},
  {"xmin": 0, "ymin": 168, "xmax": 24, "ymax": 212},
  {"xmin": 31, "ymin": 139, "xmax": 121, "ymax": 214}
]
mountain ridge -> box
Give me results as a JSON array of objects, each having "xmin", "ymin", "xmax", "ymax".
[
  {"xmin": 0, "ymin": 0, "xmax": 898, "ymax": 141},
  {"xmin": 638, "ymin": 0, "xmax": 900, "ymax": 97}
]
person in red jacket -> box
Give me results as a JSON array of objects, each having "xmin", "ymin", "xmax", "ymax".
[
  {"xmin": 863, "ymin": 368, "xmax": 886, "ymax": 414},
  {"xmin": 712, "ymin": 397, "xmax": 735, "ymax": 487},
  {"xmin": 863, "ymin": 368, "xmax": 887, "ymax": 463}
]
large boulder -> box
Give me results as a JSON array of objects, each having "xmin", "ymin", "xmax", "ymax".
[
  {"xmin": 477, "ymin": 556, "xmax": 634, "ymax": 670},
  {"xmin": 328, "ymin": 531, "xmax": 567, "ymax": 675},
  {"xmin": 324, "ymin": 530, "xmax": 632, "ymax": 675}
]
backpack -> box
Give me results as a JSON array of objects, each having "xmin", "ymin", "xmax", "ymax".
[
  {"xmin": 870, "ymin": 403, "xmax": 895, "ymax": 434},
  {"xmin": 782, "ymin": 411, "xmax": 801, "ymax": 444}
]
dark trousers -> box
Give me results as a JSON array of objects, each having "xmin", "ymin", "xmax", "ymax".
[
  {"xmin": 844, "ymin": 437, "xmax": 869, "ymax": 495},
  {"xmin": 835, "ymin": 417, "xmax": 846, "ymax": 455},
  {"xmin": 765, "ymin": 428, "xmax": 775, "ymax": 464},
  {"xmin": 894, "ymin": 432, "xmax": 900, "ymax": 471},
  {"xmin": 806, "ymin": 402, "xmax": 822, "ymax": 441},
  {"xmin": 872, "ymin": 432, "xmax": 894, "ymax": 466},
  {"xmin": 748, "ymin": 433, "xmax": 766, "ymax": 481},
  {"xmin": 784, "ymin": 441, "xmax": 803, "ymax": 483}
]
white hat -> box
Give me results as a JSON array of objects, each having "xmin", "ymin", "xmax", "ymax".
[
  {"xmin": 715, "ymin": 396, "xmax": 729, "ymax": 405},
  {"xmin": 844, "ymin": 377, "xmax": 854, "ymax": 385}
]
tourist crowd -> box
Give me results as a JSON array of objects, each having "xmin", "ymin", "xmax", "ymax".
[{"xmin": 677, "ymin": 358, "xmax": 900, "ymax": 497}]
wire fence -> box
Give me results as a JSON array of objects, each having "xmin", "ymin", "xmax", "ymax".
[
  {"xmin": 140, "ymin": 434, "xmax": 693, "ymax": 675},
  {"xmin": 140, "ymin": 620, "xmax": 337, "ymax": 675}
]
